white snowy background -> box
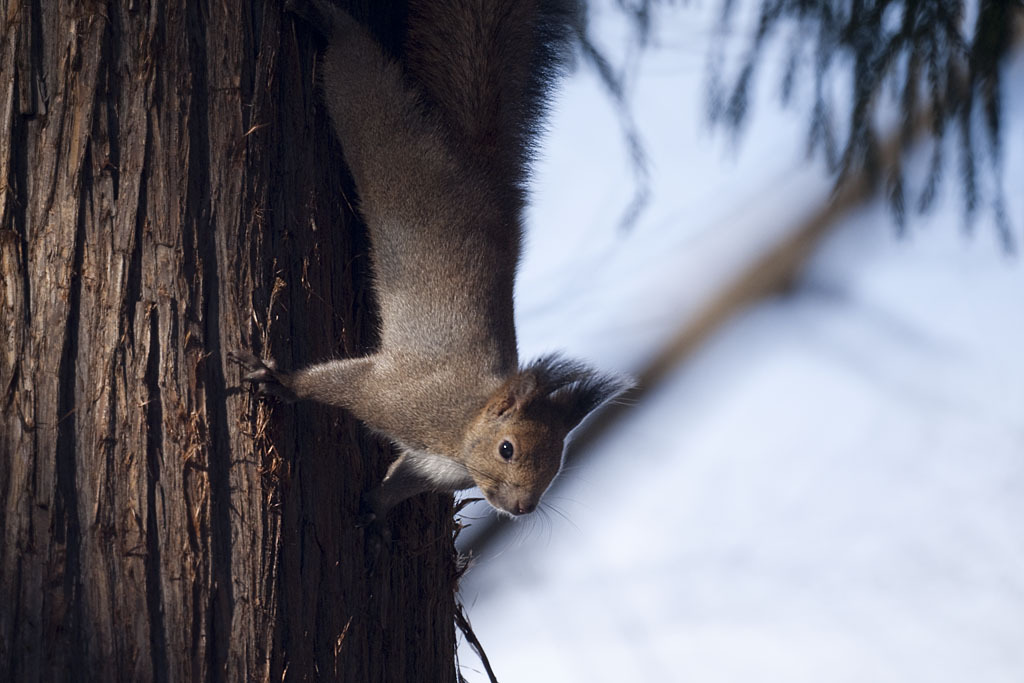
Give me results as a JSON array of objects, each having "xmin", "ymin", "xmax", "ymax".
[{"xmin": 456, "ymin": 2, "xmax": 1024, "ymax": 682}]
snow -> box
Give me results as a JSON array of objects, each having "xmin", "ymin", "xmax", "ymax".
[
  {"xmin": 511, "ymin": 0, "xmax": 858, "ymax": 374},
  {"xmin": 455, "ymin": 3, "xmax": 1024, "ymax": 682}
]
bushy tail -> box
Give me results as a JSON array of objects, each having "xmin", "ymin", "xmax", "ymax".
[{"xmin": 403, "ymin": 0, "xmax": 579, "ymax": 194}]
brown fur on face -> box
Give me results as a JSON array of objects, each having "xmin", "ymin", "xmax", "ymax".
[{"xmin": 461, "ymin": 355, "xmax": 630, "ymax": 516}]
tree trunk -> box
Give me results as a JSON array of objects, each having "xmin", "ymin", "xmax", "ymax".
[{"xmin": 0, "ymin": 1, "xmax": 457, "ymax": 680}]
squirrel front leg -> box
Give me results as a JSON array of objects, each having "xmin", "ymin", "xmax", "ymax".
[
  {"xmin": 363, "ymin": 449, "xmax": 475, "ymax": 521},
  {"xmin": 361, "ymin": 453, "xmax": 430, "ymax": 522},
  {"xmin": 230, "ymin": 351, "xmax": 375, "ymax": 410}
]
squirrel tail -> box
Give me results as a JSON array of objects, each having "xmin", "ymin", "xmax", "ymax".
[{"xmin": 404, "ymin": 0, "xmax": 579, "ymax": 193}]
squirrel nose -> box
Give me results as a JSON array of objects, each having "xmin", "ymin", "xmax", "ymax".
[{"xmin": 513, "ymin": 500, "xmax": 536, "ymax": 515}]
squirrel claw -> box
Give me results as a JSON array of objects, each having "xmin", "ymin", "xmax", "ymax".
[
  {"xmin": 362, "ymin": 518, "xmax": 392, "ymax": 574},
  {"xmin": 243, "ymin": 367, "xmax": 273, "ymax": 383},
  {"xmin": 354, "ymin": 511, "xmax": 377, "ymax": 528},
  {"xmin": 286, "ymin": 0, "xmax": 345, "ymax": 40},
  {"xmin": 357, "ymin": 496, "xmax": 392, "ymax": 572},
  {"xmin": 355, "ymin": 493, "xmax": 383, "ymax": 528},
  {"xmin": 229, "ymin": 350, "xmax": 298, "ymax": 403}
]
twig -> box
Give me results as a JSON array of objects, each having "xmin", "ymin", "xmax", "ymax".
[{"xmin": 455, "ymin": 601, "xmax": 499, "ymax": 683}]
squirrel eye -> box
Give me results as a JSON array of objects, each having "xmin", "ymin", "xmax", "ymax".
[{"xmin": 498, "ymin": 440, "xmax": 514, "ymax": 461}]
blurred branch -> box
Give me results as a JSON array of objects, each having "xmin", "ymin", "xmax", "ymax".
[
  {"xmin": 573, "ymin": 1, "xmax": 652, "ymax": 230},
  {"xmin": 577, "ymin": 0, "xmax": 1022, "ymax": 245},
  {"xmin": 707, "ymin": 0, "xmax": 1024, "ymax": 250}
]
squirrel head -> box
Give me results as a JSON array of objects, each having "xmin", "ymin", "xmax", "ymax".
[{"xmin": 462, "ymin": 354, "xmax": 633, "ymax": 517}]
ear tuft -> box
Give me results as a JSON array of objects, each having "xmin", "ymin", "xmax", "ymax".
[{"xmin": 521, "ymin": 354, "xmax": 635, "ymax": 430}]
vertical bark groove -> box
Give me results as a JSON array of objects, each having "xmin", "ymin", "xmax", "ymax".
[
  {"xmin": 144, "ymin": 306, "xmax": 169, "ymax": 682},
  {"xmin": 51, "ymin": 140, "xmax": 88, "ymax": 676}
]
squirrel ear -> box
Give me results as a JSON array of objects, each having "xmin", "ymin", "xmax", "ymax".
[
  {"xmin": 485, "ymin": 371, "xmax": 539, "ymax": 417},
  {"xmin": 549, "ymin": 369, "xmax": 633, "ymax": 431},
  {"xmin": 522, "ymin": 354, "xmax": 635, "ymax": 430}
]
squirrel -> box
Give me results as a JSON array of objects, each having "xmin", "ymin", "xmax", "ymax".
[{"xmin": 233, "ymin": 0, "xmax": 631, "ymax": 521}]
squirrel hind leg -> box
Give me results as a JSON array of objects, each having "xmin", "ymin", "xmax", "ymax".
[
  {"xmin": 284, "ymin": 0, "xmax": 350, "ymax": 39},
  {"xmin": 288, "ymin": 0, "xmax": 370, "ymax": 39}
]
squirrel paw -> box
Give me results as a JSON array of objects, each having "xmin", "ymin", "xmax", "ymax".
[
  {"xmin": 355, "ymin": 492, "xmax": 385, "ymax": 529},
  {"xmin": 356, "ymin": 495, "xmax": 393, "ymax": 572},
  {"xmin": 228, "ymin": 350, "xmax": 298, "ymax": 403},
  {"xmin": 284, "ymin": 0, "xmax": 329, "ymax": 36},
  {"xmin": 354, "ymin": 510, "xmax": 377, "ymax": 528},
  {"xmin": 361, "ymin": 518, "xmax": 393, "ymax": 575},
  {"xmin": 286, "ymin": 0, "xmax": 358, "ymax": 40}
]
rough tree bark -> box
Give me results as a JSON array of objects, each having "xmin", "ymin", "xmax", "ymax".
[{"xmin": 0, "ymin": 1, "xmax": 458, "ymax": 680}]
